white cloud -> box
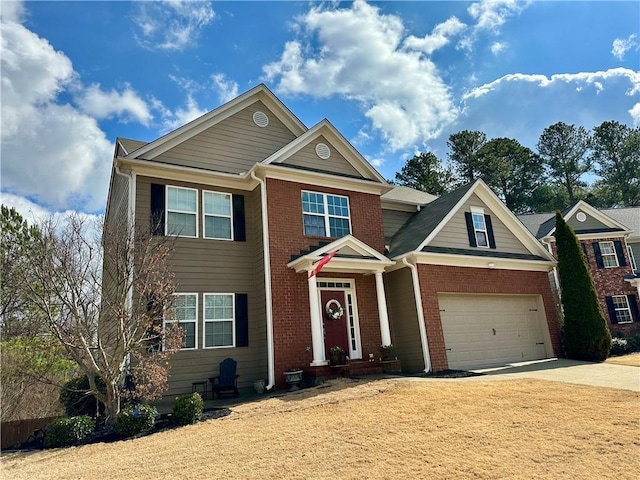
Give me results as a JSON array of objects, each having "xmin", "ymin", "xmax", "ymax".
[
  {"xmin": 263, "ymin": 0, "xmax": 458, "ymax": 151},
  {"xmin": 490, "ymin": 41, "xmax": 507, "ymax": 55},
  {"xmin": 1, "ymin": 7, "xmax": 116, "ymax": 212},
  {"xmin": 77, "ymin": 83, "xmax": 152, "ymax": 125},
  {"xmin": 629, "ymin": 103, "xmax": 640, "ymax": 126},
  {"xmin": 463, "ymin": 68, "xmax": 640, "ymax": 100},
  {"xmin": 132, "ymin": 1, "xmax": 215, "ymax": 51},
  {"xmin": 211, "ymin": 73, "xmax": 239, "ymax": 103},
  {"xmin": 467, "ymin": 0, "xmax": 526, "ymax": 32},
  {"xmin": 612, "ymin": 34, "xmax": 638, "ymax": 60},
  {"xmin": 403, "ymin": 17, "xmax": 466, "ymax": 55}
]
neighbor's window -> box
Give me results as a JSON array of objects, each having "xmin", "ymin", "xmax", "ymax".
[
  {"xmin": 167, "ymin": 186, "xmax": 198, "ymax": 237},
  {"xmin": 204, "ymin": 294, "xmax": 234, "ymax": 348},
  {"xmin": 166, "ymin": 294, "xmax": 197, "ymax": 349},
  {"xmin": 472, "ymin": 212, "xmax": 489, "ymax": 248},
  {"xmin": 612, "ymin": 295, "xmax": 633, "ymax": 324},
  {"xmin": 203, "ymin": 191, "xmax": 232, "ymax": 240},
  {"xmin": 599, "ymin": 241, "xmax": 619, "ymax": 268},
  {"xmin": 628, "ymin": 245, "xmax": 637, "ymax": 271},
  {"xmin": 302, "ymin": 191, "xmax": 350, "ymax": 238}
]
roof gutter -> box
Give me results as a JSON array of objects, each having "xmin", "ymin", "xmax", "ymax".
[
  {"xmin": 251, "ymin": 171, "xmax": 276, "ymax": 391},
  {"xmin": 402, "ymin": 256, "xmax": 431, "ymax": 373}
]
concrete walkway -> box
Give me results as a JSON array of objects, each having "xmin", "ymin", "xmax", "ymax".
[{"xmin": 470, "ymin": 358, "xmax": 640, "ymax": 392}]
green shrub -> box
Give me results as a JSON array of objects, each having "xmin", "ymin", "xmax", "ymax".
[
  {"xmin": 173, "ymin": 393, "xmax": 204, "ymax": 426},
  {"xmin": 44, "ymin": 415, "xmax": 95, "ymax": 448},
  {"xmin": 59, "ymin": 375, "xmax": 106, "ymax": 418},
  {"xmin": 610, "ymin": 335, "xmax": 640, "ymax": 357},
  {"xmin": 115, "ymin": 403, "xmax": 157, "ymax": 437}
]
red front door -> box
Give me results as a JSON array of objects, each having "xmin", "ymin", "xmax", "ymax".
[{"xmin": 321, "ymin": 290, "xmax": 350, "ymax": 359}]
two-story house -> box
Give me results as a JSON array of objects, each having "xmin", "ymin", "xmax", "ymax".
[
  {"xmin": 519, "ymin": 202, "xmax": 640, "ymax": 338},
  {"xmin": 106, "ymin": 84, "xmax": 561, "ymax": 396}
]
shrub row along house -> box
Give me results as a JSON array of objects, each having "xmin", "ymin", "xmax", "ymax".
[{"xmin": 105, "ymin": 85, "xmax": 638, "ymax": 395}]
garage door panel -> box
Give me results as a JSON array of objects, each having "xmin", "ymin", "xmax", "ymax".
[{"xmin": 438, "ymin": 294, "xmax": 548, "ymax": 370}]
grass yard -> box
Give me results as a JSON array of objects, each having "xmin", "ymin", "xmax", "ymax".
[
  {"xmin": 606, "ymin": 352, "xmax": 640, "ymax": 367},
  {"xmin": 1, "ymin": 377, "xmax": 638, "ymax": 480}
]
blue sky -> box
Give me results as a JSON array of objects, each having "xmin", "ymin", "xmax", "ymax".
[{"xmin": 1, "ymin": 0, "xmax": 639, "ymax": 219}]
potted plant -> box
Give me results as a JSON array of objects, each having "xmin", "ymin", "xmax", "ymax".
[
  {"xmin": 329, "ymin": 346, "xmax": 346, "ymax": 366},
  {"xmin": 380, "ymin": 344, "xmax": 397, "ymax": 361},
  {"xmin": 283, "ymin": 368, "xmax": 303, "ymax": 391}
]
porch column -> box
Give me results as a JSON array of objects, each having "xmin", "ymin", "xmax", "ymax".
[
  {"xmin": 308, "ymin": 274, "xmax": 328, "ymax": 366},
  {"xmin": 375, "ymin": 272, "xmax": 392, "ymax": 346}
]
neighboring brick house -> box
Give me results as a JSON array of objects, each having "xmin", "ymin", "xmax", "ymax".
[
  {"xmin": 519, "ymin": 202, "xmax": 640, "ymax": 338},
  {"xmin": 105, "ymin": 84, "xmax": 561, "ymax": 396}
]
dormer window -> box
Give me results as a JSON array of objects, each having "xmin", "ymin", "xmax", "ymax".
[
  {"xmin": 464, "ymin": 207, "xmax": 496, "ymax": 249},
  {"xmin": 472, "ymin": 212, "xmax": 489, "ymax": 248}
]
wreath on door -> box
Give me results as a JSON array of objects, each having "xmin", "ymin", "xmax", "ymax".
[{"xmin": 325, "ymin": 299, "xmax": 345, "ymax": 320}]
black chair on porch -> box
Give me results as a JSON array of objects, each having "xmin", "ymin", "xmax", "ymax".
[{"xmin": 209, "ymin": 357, "xmax": 240, "ymax": 398}]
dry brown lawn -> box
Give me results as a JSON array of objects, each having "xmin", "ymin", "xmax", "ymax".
[
  {"xmin": 606, "ymin": 352, "xmax": 640, "ymax": 367},
  {"xmin": 2, "ymin": 378, "xmax": 638, "ymax": 480}
]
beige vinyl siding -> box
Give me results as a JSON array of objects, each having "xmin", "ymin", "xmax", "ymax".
[
  {"xmin": 282, "ymin": 135, "xmax": 363, "ymax": 178},
  {"xmin": 429, "ymin": 193, "xmax": 530, "ymax": 255},
  {"xmin": 382, "ymin": 209, "xmax": 414, "ymax": 243},
  {"xmin": 136, "ymin": 175, "xmax": 267, "ymax": 396},
  {"xmin": 153, "ymin": 101, "xmax": 297, "ymax": 173},
  {"xmin": 385, "ymin": 268, "xmax": 423, "ymax": 372},
  {"xmin": 567, "ymin": 209, "xmax": 610, "ymax": 231}
]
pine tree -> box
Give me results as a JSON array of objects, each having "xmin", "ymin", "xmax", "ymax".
[{"xmin": 554, "ymin": 212, "xmax": 611, "ymax": 361}]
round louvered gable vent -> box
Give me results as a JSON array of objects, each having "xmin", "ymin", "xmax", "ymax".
[
  {"xmin": 315, "ymin": 143, "xmax": 331, "ymax": 159},
  {"xmin": 576, "ymin": 212, "xmax": 587, "ymax": 222},
  {"xmin": 253, "ymin": 111, "xmax": 269, "ymax": 128}
]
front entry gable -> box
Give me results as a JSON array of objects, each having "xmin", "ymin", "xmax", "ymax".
[{"xmin": 287, "ymin": 235, "xmax": 394, "ymax": 274}]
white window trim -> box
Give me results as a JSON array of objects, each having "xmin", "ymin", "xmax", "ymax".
[
  {"xmin": 627, "ymin": 245, "xmax": 637, "ymax": 271},
  {"xmin": 612, "ymin": 295, "xmax": 633, "ymax": 324},
  {"xmin": 471, "ymin": 208, "xmax": 489, "ymax": 249},
  {"xmin": 302, "ymin": 190, "xmax": 352, "ymax": 238},
  {"xmin": 165, "ymin": 293, "xmax": 198, "ymax": 350},
  {"xmin": 599, "ymin": 241, "xmax": 619, "ymax": 268},
  {"xmin": 203, "ymin": 293, "xmax": 236, "ymax": 349},
  {"xmin": 166, "ymin": 185, "xmax": 199, "ymax": 238},
  {"xmin": 202, "ymin": 190, "xmax": 234, "ymax": 241}
]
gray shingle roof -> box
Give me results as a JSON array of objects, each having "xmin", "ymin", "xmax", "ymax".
[
  {"xmin": 388, "ymin": 183, "xmax": 474, "ymax": 257},
  {"xmin": 118, "ymin": 137, "xmax": 148, "ymax": 155},
  {"xmin": 381, "ymin": 186, "xmax": 437, "ymax": 205},
  {"xmin": 517, "ymin": 212, "xmax": 555, "ymax": 239},
  {"xmin": 600, "ymin": 207, "xmax": 640, "ymax": 237}
]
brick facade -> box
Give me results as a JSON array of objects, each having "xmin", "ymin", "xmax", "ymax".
[
  {"xmin": 579, "ymin": 238, "xmax": 640, "ymax": 337},
  {"xmin": 265, "ymin": 178, "xmax": 386, "ymax": 387},
  {"xmin": 416, "ymin": 264, "xmax": 562, "ymax": 372}
]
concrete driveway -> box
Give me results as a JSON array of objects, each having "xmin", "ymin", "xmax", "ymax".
[{"xmin": 470, "ymin": 358, "xmax": 640, "ymax": 392}]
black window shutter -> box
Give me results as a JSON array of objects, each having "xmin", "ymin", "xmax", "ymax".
[
  {"xmin": 484, "ymin": 214, "xmax": 496, "ymax": 249},
  {"xmin": 614, "ymin": 241, "xmax": 627, "ymax": 267},
  {"xmin": 235, "ymin": 293, "xmax": 248, "ymax": 347},
  {"xmin": 629, "ymin": 295, "xmax": 640, "ymax": 323},
  {"xmin": 581, "ymin": 243, "xmax": 589, "ymax": 263},
  {"xmin": 605, "ymin": 296, "xmax": 618, "ymax": 324},
  {"xmin": 150, "ymin": 183, "xmax": 165, "ymax": 236},
  {"xmin": 464, "ymin": 212, "xmax": 477, "ymax": 247},
  {"xmin": 592, "ymin": 242, "xmax": 604, "ymax": 269},
  {"xmin": 232, "ymin": 195, "xmax": 246, "ymax": 242}
]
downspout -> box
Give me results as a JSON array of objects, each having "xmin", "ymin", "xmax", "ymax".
[
  {"xmin": 251, "ymin": 171, "xmax": 276, "ymax": 390},
  {"xmin": 402, "ymin": 257, "xmax": 431, "ymax": 373}
]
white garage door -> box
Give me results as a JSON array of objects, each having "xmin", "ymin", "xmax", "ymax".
[{"xmin": 438, "ymin": 294, "xmax": 548, "ymax": 370}]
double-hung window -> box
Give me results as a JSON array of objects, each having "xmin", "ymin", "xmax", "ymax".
[
  {"xmin": 302, "ymin": 191, "xmax": 351, "ymax": 238},
  {"xmin": 204, "ymin": 294, "xmax": 234, "ymax": 348},
  {"xmin": 166, "ymin": 294, "xmax": 197, "ymax": 349},
  {"xmin": 203, "ymin": 191, "xmax": 232, "ymax": 240},
  {"xmin": 167, "ymin": 186, "xmax": 198, "ymax": 237},
  {"xmin": 471, "ymin": 211, "xmax": 489, "ymax": 248},
  {"xmin": 599, "ymin": 241, "xmax": 619, "ymax": 268},
  {"xmin": 611, "ymin": 295, "xmax": 633, "ymax": 324}
]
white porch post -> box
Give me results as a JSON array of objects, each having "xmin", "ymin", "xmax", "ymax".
[
  {"xmin": 375, "ymin": 272, "xmax": 392, "ymax": 346},
  {"xmin": 308, "ymin": 274, "xmax": 327, "ymax": 366}
]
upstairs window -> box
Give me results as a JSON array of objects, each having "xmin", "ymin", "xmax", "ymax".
[
  {"xmin": 302, "ymin": 191, "xmax": 351, "ymax": 238},
  {"xmin": 472, "ymin": 212, "xmax": 489, "ymax": 248},
  {"xmin": 599, "ymin": 241, "xmax": 619, "ymax": 268},
  {"xmin": 203, "ymin": 191, "xmax": 232, "ymax": 240},
  {"xmin": 167, "ymin": 186, "xmax": 198, "ymax": 237}
]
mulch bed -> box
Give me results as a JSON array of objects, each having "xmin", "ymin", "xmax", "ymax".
[{"xmin": 5, "ymin": 407, "xmax": 232, "ymax": 452}]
